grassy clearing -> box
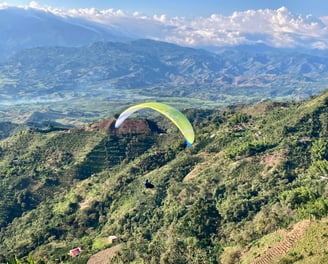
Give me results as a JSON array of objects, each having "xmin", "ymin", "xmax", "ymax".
[{"xmin": 92, "ymin": 237, "xmax": 111, "ymax": 250}]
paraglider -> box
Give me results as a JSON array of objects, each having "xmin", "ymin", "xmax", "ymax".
[
  {"xmin": 144, "ymin": 179, "xmax": 155, "ymax": 188},
  {"xmin": 114, "ymin": 102, "xmax": 195, "ymax": 146}
]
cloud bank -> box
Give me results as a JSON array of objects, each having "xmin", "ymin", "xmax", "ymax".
[{"xmin": 5, "ymin": 1, "xmax": 328, "ymax": 50}]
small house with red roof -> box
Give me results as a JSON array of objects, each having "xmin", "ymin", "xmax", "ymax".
[{"xmin": 69, "ymin": 246, "xmax": 82, "ymax": 257}]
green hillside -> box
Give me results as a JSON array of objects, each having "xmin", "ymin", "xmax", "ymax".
[{"xmin": 0, "ymin": 90, "xmax": 328, "ymax": 263}]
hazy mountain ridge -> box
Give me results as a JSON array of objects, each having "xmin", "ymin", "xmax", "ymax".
[
  {"xmin": 2, "ymin": 6, "xmax": 328, "ymax": 126},
  {"xmin": 2, "ymin": 5, "xmax": 328, "ymax": 59},
  {"xmin": 1, "ymin": 40, "xmax": 328, "ymax": 105},
  {"xmin": 0, "ymin": 90, "xmax": 328, "ymax": 263},
  {"xmin": 0, "ymin": 6, "xmax": 132, "ymax": 60}
]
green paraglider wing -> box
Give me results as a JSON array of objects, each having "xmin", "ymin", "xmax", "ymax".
[{"xmin": 115, "ymin": 102, "xmax": 195, "ymax": 146}]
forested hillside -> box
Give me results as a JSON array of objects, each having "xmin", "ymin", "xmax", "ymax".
[{"xmin": 1, "ymin": 90, "xmax": 328, "ymax": 263}]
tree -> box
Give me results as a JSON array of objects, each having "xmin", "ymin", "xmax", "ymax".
[
  {"xmin": 179, "ymin": 198, "xmax": 221, "ymax": 244},
  {"xmin": 311, "ymin": 138, "xmax": 328, "ymax": 162},
  {"xmin": 298, "ymin": 198, "xmax": 328, "ymax": 219},
  {"xmin": 280, "ymin": 187, "xmax": 317, "ymax": 209}
]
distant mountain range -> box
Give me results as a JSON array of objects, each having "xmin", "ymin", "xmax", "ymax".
[
  {"xmin": 0, "ymin": 6, "xmax": 133, "ymax": 60},
  {"xmin": 1, "ymin": 40, "xmax": 328, "ymax": 103},
  {"xmin": 1, "ymin": 6, "xmax": 328, "ymax": 126},
  {"xmin": 2, "ymin": 6, "xmax": 328, "ymax": 60}
]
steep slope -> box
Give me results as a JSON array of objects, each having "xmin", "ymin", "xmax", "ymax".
[
  {"xmin": 0, "ymin": 91, "xmax": 328, "ymax": 263},
  {"xmin": 0, "ymin": 121, "xmax": 20, "ymax": 139},
  {"xmin": 250, "ymin": 220, "xmax": 311, "ymax": 264},
  {"xmin": 237, "ymin": 218, "xmax": 328, "ymax": 264}
]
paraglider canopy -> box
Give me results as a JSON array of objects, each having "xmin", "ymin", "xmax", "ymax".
[{"xmin": 115, "ymin": 102, "xmax": 195, "ymax": 146}]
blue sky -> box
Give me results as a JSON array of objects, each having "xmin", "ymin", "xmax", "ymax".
[
  {"xmin": 5, "ymin": 0, "xmax": 328, "ymax": 17},
  {"xmin": 2, "ymin": 1, "xmax": 328, "ymax": 50}
]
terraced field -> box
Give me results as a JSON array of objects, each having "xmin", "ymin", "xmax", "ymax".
[{"xmin": 251, "ymin": 220, "xmax": 311, "ymax": 264}]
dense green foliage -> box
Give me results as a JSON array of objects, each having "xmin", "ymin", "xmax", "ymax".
[{"xmin": 0, "ymin": 90, "xmax": 328, "ymax": 263}]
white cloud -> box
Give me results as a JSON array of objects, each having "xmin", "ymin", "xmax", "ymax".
[
  {"xmin": 73, "ymin": 5, "xmax": 328, "ymax": 49},
  {"xmin": 166, "ymin": 6, "xmax": 328, "ymax": 49},
  {"xmin": 153, "ymin": 14, "xmax": 167, "ymax": 23},
  {"xmin": 2, "ymin": 1, "xmax": 328, "ymax": 50},
  {"xmin": 0, "ymin": 2, "xmax": 8, "ymax": 9},
  {"xmin": 28, "ymin": 1, "xmax": 40, "ymax": 9}
]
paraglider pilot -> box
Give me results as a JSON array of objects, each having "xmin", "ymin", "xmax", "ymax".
[{"xmin": 144, "ymin": 179, "xmax": 154, "ymax": 188}]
